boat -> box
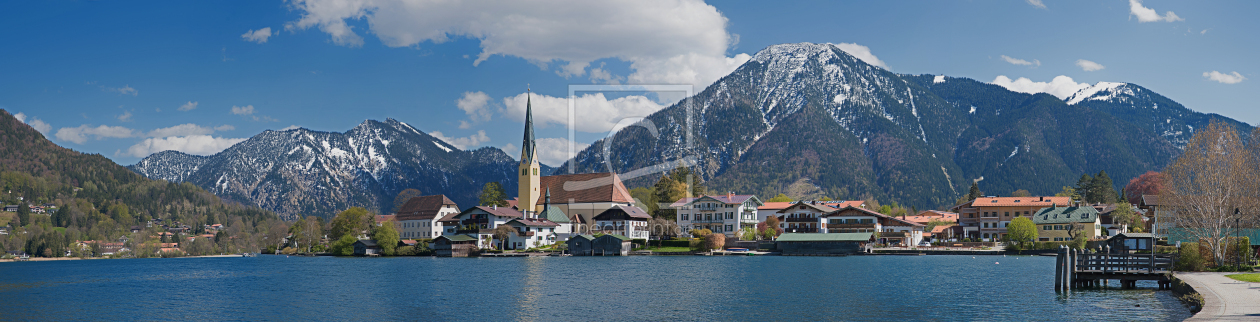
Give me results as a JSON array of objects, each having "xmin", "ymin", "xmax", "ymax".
[{"xmin": 241, "ymin": 252, "xmax": 257, "ymax": 257}]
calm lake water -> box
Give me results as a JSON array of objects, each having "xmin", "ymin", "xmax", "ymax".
[{"xmin": 0, "ymin": 255, "xmax": 1191, "ymax": 321}]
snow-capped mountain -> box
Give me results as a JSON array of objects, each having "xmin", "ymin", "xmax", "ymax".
[
  {"xmin": 1064, "ymin": 82, "xmax": 1250, "ymax": 148},
  {"xmin": 129, "ymin": 118, "xmax": 527, "ymax": 219},
  {"xmin": 560, "ymin": 42, "xmax": 1250, "ymax": 209}
]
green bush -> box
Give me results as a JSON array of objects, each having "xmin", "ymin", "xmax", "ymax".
[
  {"xmin": 329, "ymin": 234, "xmax": 358, "ymax": 256},
  {"xmin": 1176, "ymin": 242, "xmax": 1206, "ymax": 272},
  {"xmin": 630, "ymin": 239, "xmax": 647, "ymax": 248},
  {"xmin": 649, "ymin": 240, "xmax": 692, "ymax": 248},
  {"xmin": 1155, "ymin": 245, "xmax": 1178, "ymax": 254}
]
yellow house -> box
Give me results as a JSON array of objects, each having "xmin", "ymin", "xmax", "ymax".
[{"xmin": 1031, "ymin": 206, "xmax": 1102, "ymax": 241}]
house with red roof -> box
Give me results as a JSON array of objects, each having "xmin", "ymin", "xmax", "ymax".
[
  {"xmin": 952, "ymin": 196, "xmax": 1072, "ymax": 241},
  {"xmin": 394, "ymin": 194, "xmax": 460, "ymax": 239}
]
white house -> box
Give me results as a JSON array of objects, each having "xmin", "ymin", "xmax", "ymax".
[
  {"xmin": 776, "ymin": 201, "xmax": 837, "ymax": 233},
  {"xmin": 672, "ymin": 193, "xmax": 764, "ymax": 239},
  {"xmin": 821, "ymin": 206, "xmax": 925, "ymax": 246},
  {"xmin": 394, "ymin": 194, "xmax": 460, "ymax": 239},
  {"xmin": 439, "ymin": 205, "xmax": 523, "ymax": 248}
]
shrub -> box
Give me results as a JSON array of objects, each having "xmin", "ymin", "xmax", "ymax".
[
  {"xmin": 630, "ymin": 239, "xmax": 647, "ymax": 248},
  {"xmin": 705, "ymin": 233, "xmax": 725, "ymax": 250},
  {"xmin": 396, "ymin": 246, "xmax": 416, "ymax": 256},
  {"xmin": 1176, "ymin": 242, "xmax": 1206, "ymax": 272}
]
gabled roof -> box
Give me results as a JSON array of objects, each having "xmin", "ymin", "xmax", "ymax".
[
  {"xmin": 1032, "ymin": 206, "xmax": 1100, "ymax": 224},
  {"xmin": 776, "ymin": 232, "xmax": 873, "ymax": 242},
  {"xmin": 374, "ymin": 215, "xmax": 395, "ymax": 224},
  {"xmin": 445, "ymin": 206, "xmax": 523, "ymax": 222},
  {"xmin": 538, "ymin": 205, "xmax": 570, "ymax": 223},
  {"xmin": 395, "ymin": 195, "xmax": 458, "ymax": 221},
  {"xmin": 1140, "ymin": 195, "xmax": 1162, "ymax": 207},
  {"xmin": 596, "ymin": 234, "xmax": 631, "ymax": 241},
  {"xmin": 532, "ymin": 172, "xmax": 635, "ymax": 205},
  {"xmin": 821, "ymin": 201, "xmax": 866, "ymax": 209},
  {"xmin": 354, "ymin": 239, "xmax": 380, "ymax": 247},
  {"xmin": 757, "ymin": 202, "xmax": 795, "ymax": 210},
  {"xmin": 506, "ymin": 217, "xmax": 559, "ymax": 227},
  {"xmin": 670, "ymin": 194, "xmax": 763, "ymax": 207},
  {"xmin": 594, "ymin": 205, "xmax": 652, "ymax": 220},
  {"xmin": 970, "ymin": 196, "xmax": 1073, "ymax": 208},
  {"xmin": 823, "ymin": 206, "xmax": 925, "ymax": 227},
  {"xmin": 437, "ymin": 234, "xmax": 477, "ymax": 242},
  {"xmin": 775, "ymin": 201, "xmax": 836, "ymax": 214},
  {"xmin": 1110, "ymin": 232, "xmax": 1154, "ymax": 239}
]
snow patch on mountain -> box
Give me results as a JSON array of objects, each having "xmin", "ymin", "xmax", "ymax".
[{"xmin": 1066, "ymin": 82, "xmax": 1128, "ymax": 105}]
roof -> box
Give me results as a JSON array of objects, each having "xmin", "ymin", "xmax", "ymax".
[
  {"xmin": 569, "ymin": 234, "xmax": 596, "ymax": 241},
  {"xmin": 757, "ymin": 202, "xmax": 795, "ymax": 210},
  {"xmin": 1140, "ymin": 195, "xmax": 1162, "ymax": 207},
  {"xmin": 930, "ymin": 224, "xmax": 957, "ymax": 233},
  {"xmin": 775, "ymin": 201, "xmax": 836, "ymax": 214},
  {"xmin": 353, "ymin": 239, "xmax": 380, "ymax": 247},
  {"xmin": 437, "ymin": 234, "xmax": 478, "ymax": 242},
  {"xmin": 916, "ymin": 210, "xmax": 959, "ymax": 218},
  {"xmin": 531, "ymin": 172, "xmax": 635, "ymax": 205},
  {"xmin": 538, "ymin": 204, "xmax": 570, "ymax": 223},
  {"xmin": 969, "ymin": 196, "xmax": 1073, "ymax": 208},
  {"xmin": 1110, "ymin": 232, "xmax": 1154, "ymax": 239},
  {"xmin": 507, "ymin": 217, "xmax": 559, "ymax": 227},
  {"xmin": 594, "ymin": 205, "xmax": 652, "ymax": 220},
  {"xmin": 443, "ymin": 206, "xmax": 523, "ymax": 222},
  {"xmin": 670, "ymin": 194, "xmax": 763, "ymax": 208},
  {"xmin": 821, "ymin": 201, "xmax": 865, "ymax": 209},
  {"xmin": 1031, "ymin": 206, "xmax": 1100, "ymax": 224},
  {"xmin": 824, "ymin": 206, "xmax": 925, "ymax": 227},
  {"xmin": 900, "ymin": 214, "xmax": 957, "ymax": 224},
  {"xmin": 395, "ymin": 195, "xmax": 458, "ymax": 221},
  {"xmin": 1167, "ymin": 228, "xmax": 1260, "ymax": 246},
  {"xmin": 399, "ymin": 239, "xmax": 418, "ymax": 246},
  {"xmin": 374, "ymin": 215, "xmax": 396, "ymax": 224},
  {"xmin": 775, "ymin": 232, "xmax": 873, "ymax": 242},
  {"xmin": 596, "ymin": 234, "xmax": 631, "ymax": 241}
]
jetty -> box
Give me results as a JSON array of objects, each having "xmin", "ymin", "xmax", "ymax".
[{"xmin": 1053, "ymin": 246, "xmax": 1173, "ymax": 291}]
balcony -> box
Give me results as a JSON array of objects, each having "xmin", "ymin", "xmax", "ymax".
[
  {"xmin": 517, "ymin": 231, "xmax": 536, "ymax": 237},
  {"xmin": 785, "ymin": 227, "xmax": 817, "ymax": 233},
  {"xmin": 461, "ymin": 218, "xmax": 489, "ymax": 225},
  {"xmin": 785, "ymin": 217, "xmax": 818, "ymax": 223},
  {"xmin": 827, "ymin": 223, "xmax": 877, "ymax": 229},
  {"xmin": 690, "ymin": 218, "xmax": 725, "ymax": 223}
]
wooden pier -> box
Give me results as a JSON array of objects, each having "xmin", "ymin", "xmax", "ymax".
[{"xmin": 1053, "ymin": 246, "xmax": 1173, "ymax": 291}]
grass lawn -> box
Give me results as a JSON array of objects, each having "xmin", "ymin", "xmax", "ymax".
[
  {"xmin": 0, "ymin": 213, "xmax": 10, "ymax": 226},
  {"xmin": 1225, "ymin": 273, "xmax": 1260, "ymax": 283},
  {"xmin": 642, "ymin": 247, "xmax": 692, "ymax": 253}
]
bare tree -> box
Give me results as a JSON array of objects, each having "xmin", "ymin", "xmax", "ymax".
[
  {"xmin": 493, "ymin": 225, "xmax": 516, "ymax": 250},
  {"xmin": 1162, "ymin": 122, "xmax": 1260, "ymax": 266}
]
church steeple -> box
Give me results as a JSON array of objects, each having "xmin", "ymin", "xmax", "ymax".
[
  {"xmin": 517, "ymin": 88, "xmax": 542, "ymax": 214},
  {"xmin": 520, "ymin": 90, "xmax": 536, "ymax": 163}
]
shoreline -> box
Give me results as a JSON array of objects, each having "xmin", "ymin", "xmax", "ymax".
[
  {"xmin": 1177, "ymin": 272, "xmax": 1260, "ymax": 321},
  {"xmin": 0, "ymin": 254, "xmax": 248, "ymax": 263}
]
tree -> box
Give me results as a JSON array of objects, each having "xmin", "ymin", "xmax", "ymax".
[
  {"xmin": 1005, "ymin": 217, "xmax": 1037, "ymax": 250},
  {"xmin": 1055, "ymin": 186, "xmax": 1079, "ymax": 200},
  {"xmin": 1109, "ymin": 202, "xmax": 1140, "ymax": 233},
  {"xmin": 629, "ymin": 187, "xmax": 658, "ymax": 215},
  {"xmin": 652, "ymin": 165, "xmax": 706, "ymax": 218},
  {"xmin": 967, "ymin": 182, "xmax": 983, "ymax": 201},
  {"xmin": 647, "ymin": 217, "xmax": 678, "ymax": 242},
  {"xmin": 392, "ymin": 188, "xmax": 423, "ymax": 214},
  {"xmin": 704, "ymin": 233, "xmax": 725, "ymax": 251},
  {"xmin": 1064, "ymin": 222, "xmax": 1087, "ymax": 244},
  {"xmin": 739, "ymin": 228, "xmax": 757, "ymax": 241},
  {"xmin": 759, "ymin": 215, "xmax": 782, "ymax": 240},
  {"xmin": 373, "ymin": 220, "xmax": 400, "ymax": 255},
  {"xmin": 1075, "ymin": 174, "xmax": 1094, "ymax": 203},
  {"xmin": 330, "ymin": 207, "xmax": 373, "ymax": 240},
  {"xmin": 329, "ymin": 234, "xmax": 358, "ymax": 256},
  {"xmin": 1089, "ymin": 171, "xmax": 1116, "ymax": 204},
  {"xmin": 478, "ymin": 182, "xmax": 508, "ymax": 207},
  {"xmin": 767, "ymin": 193, "xmax": 793, "ymax": 202},
  {"xmin": 15, "ymin": 203, "xmax": 29, "ymax": 228},
  {"xmin": 1162, "ymin": 122, "xmax": 1260, "ymax": 266},
  {"xmin": 1124, "ymin": 171, "xmax": 1164, "ymax": 205},
  {"xmin": 924, "ymin": 218, "xmax": 951, "ymax": 234},
  {"xmin": 493, "ymin": 225, "xmax": 516, "ymax": 250},
  {"xmin": 1011, "ymin": 189, "xmax": 1031, "ymax": 197},
  {"xmin": 819, "ymin": 196, "xmax": 833, "ymax": 201}
]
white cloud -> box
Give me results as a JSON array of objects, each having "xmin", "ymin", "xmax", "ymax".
[
  {"xmin": 103, "ymin": 85, "xmax": 138, "ymax": 96},
  {"xmin": 116, "ymin": 110, "xmax": 133, "ymax": 122},
  {"xmin": 279, "ymin": 125, "xmax": 301, "ymax": 131},
  {"xmin": 241, "ymin": 27, "xmax": 275, "ymax": 44},
  {"xmin": 214, "ymin": 124, "xmax": 236, "ymax": 131},
  {"xmin": 1027, "ymin": 0, "xmax": 1047, "ymax": 9},
  {"xmin": 126, "ymin": 135, "xmax": 246, "ymax": 157},
  {"xmin": 430, "ymin": 130, "xmax": 490, "ymax": 150},
  {"xmin": 1076, "ymin": 59, "xmax": 1105, "ymax": 72},
  {"xmin": 502, "ymin": 92, "xmax": 665, "ymax": 134},
  {"xmin": 147, "ymin": 124, "xmax": 216, "ymax": 137},
  {"xmin": 456, "ymin": 91, "xmax": 493, "ymax": 129},
  {"xmin": 1000, "ymin": 55, "xmax": 1040, "ymax": 67},
  {"xmin": 14, "ymin": 112, "xmax": 52, "ymax": 135},
  {"xmin": 832, "ymin": 43, "xmax": 888, "ymax": 69},
  {"xmin": 54, "ymin": 124, "xmax": 140, "ymax": 144},
  {"xmin": 534, "ymin": 137, "xmax": 591, "ymax": 166},
  {"xmin": 1129, "ymin": 0, "xmax": 1183, "ymax": 23},
  {"xmin": 178, "ymin": 101, "xmax": 198, "ymax": 111},
  {"xmin": 1203, "ymin": 71, "xmax": 1246, "ymax": 84},
  {"xmin": 501, "ymin": 143, "xmax": 519, "ymax": 159},
  {"xmin": 286, "ymin": 0, "xmax": 747, "ymax": 89},
  {"xmin": 230, "ymin": 105, "xmax": 255, "ymax": 115},
  {"xmin": 991, "ymin": 75, "xmax": 1091, "ymax": 99}
]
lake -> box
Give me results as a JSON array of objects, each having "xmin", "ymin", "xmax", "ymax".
[{"xmin": 0, "ymin": 255, "xmax": 1191, "ymax": 321}]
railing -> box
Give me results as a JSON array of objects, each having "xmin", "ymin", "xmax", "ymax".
[
  {"xmin": 690, "ymin": 218, "xmax": 725, "ymax": 223},
  {"xmin": 517, "ymin": 231, "xmax": 535, "ymax": 237},
  {"xmin": 461, "ymin": 218, "xmax": 488, "ymax": 225},
  {"xmin": 785, "ymin": 228, "xmax": 817, "ymax": 233},
  {"xmin": 827, "ymin": 223, "xmax": 876, "ymax": 229},
  {"xmin": 785, "ymin": 217, "xmax": 817, "ymax": 223},
  {"xmin": 455, "ymin": 229, "xmax": 484, "ymax": 234},
  {"xmin": 1074, "ymin": 253, "xmax": 1174, "ymax": 273}
]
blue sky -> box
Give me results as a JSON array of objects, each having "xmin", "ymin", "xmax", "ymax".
[{"xmin": 3, "ymin": 0, "xmax": 1255, "ymax": 166}]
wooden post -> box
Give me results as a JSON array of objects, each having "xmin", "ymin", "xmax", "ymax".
[
  {"xmin": 1055, "ymin": 246, "xmax": 1064, "ymax": 292},
  {"xmin": 1067, "ymin": 248, "xmax": 1075, "ymax": 291}
]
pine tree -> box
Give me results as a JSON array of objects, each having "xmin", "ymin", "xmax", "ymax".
[
  {"xmin": 1075, "ymin": 174, "xmax": 1094, "ymax": 203},
  {"xmin": 478, "ymin": 182, "xmax": 508, "ymax": 207},
  {"xmin": 966, "ymin": 182, "xmax": 982, "ymax": 201},
  {"xmin": 1089, "ymin": 171, "xmax": 1115, "ymax": 204}
]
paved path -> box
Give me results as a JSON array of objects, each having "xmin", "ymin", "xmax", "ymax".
[{"xmin": 1178, "ymin": 272, "xmax": 1260, "ymax": 321}]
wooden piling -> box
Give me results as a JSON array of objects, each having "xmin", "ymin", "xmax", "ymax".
[{"xmin": 1054, "ymin": 246, "xmax": 1063, "ymax": 292}]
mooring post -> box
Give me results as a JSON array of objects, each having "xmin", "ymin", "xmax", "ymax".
[
  {"xmin": 1067, "ymin": 247, "xmax": 1076, "ymax": 290},
  {"xmin": 1054, "ymin": 246, "xmax": 1064, "ymax": 292}
]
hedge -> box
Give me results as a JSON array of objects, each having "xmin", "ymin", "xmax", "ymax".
[{"xmin": 647, "ymin": 240, "xmax": 691, "ymax": 248}]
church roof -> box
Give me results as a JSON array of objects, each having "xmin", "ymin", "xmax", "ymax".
[
  {"xmin": 528, "ymin": 172, "xmax": 635, "ymax": 205},
  {"xmin": 520, "ymin": 92, "xmax": 536, "ymax": 163},
  {"xmin": 539, "ymin": 205, "xmax": 570, "ymax": 223}
]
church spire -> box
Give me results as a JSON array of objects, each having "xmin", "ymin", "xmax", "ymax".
[{"xmin": 520, "ymin": 89, "xmax": 536, "ymax": 163}]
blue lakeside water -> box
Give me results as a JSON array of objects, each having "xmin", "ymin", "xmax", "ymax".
[{"xmin": 0, "ymin": 255, "xmax": 1191, "ymax": 321}]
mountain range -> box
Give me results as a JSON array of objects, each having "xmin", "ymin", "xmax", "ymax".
[
  {"xmin": 129, "ymin": 119, "xmax": 549, "ymax": 219},
  {"xmin": 129, "ymin": 42, "xmax": 1252, "ymax": 216}
]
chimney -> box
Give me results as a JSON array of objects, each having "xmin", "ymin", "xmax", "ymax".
[{"xmin": 728, "ymin": 191, "xmax": 734, "ymax": 200}]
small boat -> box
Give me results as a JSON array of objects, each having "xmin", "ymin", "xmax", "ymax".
[{"xmin": 241, "ymin": 253, "xmax": 257, "ymax": 257}]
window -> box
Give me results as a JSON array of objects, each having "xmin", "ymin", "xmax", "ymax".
[
  {"xmin": 706, "ymin": 214, "xmax": 712, "ymax": 220},
  {"xmin": 725, "ymin": 225, "xmax": 733, "ymax": 231},
  {"xmin": 727, "ymin": 213, "xmax": 733, "ymax": 219},
  {"xmin": 1043, "ymin": 226, "xmax": 1050, "ymax": 230},
  {"xmin": 861, "ymin": 219, "xmax": 873, "ymax": 224},
  {"xmin": 681, "ymin": 214, "xmax": 689, "ymax": 220},
  {"xmin": 533, "ymin": 168, "xmax": 538, "ymax": 175},
  {"xmin": 1005, "ymin": 212, "xmax": 1010, "ymax": 217}
]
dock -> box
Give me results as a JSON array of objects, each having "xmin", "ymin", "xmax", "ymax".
[{"xmin": 1053, "ymin": 246, "xmax": 1173, "ymax": 291}]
